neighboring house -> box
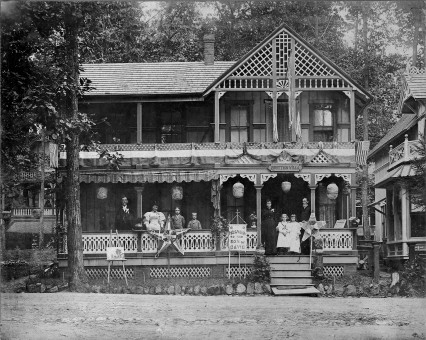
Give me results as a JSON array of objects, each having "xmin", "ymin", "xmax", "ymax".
[
  {"xmin": 6, "ymin": 137, "xmax": 58, "ymax": 249},
  {"xmin": 51, "ymin": 24, "xmax": 371, "ymax": 283},
  {"xmin": 368, "ymin": 65, "xmax": 426, "ymax": 261}
]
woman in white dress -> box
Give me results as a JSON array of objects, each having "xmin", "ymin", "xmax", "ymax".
[
  {"xmin": 286, "ymin": 214, "xmax": 302, "ymax": 254},
  {"xmin": 144, "ymin": 204, "xmax": 166, "ymax": 231},
  {"xmin": 276, "ymin": 214, "xmax": 289, "ymax": 255}
]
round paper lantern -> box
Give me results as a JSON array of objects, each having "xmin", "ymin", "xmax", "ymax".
[
  {"xmin": 232, "ymin": 182, "xmax": 244, "ymax": 198},
  {"xmin": 326, "ymin": 183, "xmax": 339, "ymax": 200},
  {"xmin": 96, "ymin": 187, "xmax": 108, "ymax": 200},
  {"xmin": 171, "ymin": 185, "xmax": 183, "ymax": 200},
  {"xmin": 281, "ymin": 181, "xmax": 291, "ymax": 193}
]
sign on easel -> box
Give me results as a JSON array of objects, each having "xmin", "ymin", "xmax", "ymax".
[
  {"xmin": 229, "ymin": 224, "xmax": 247, "ymax": 251},
  {"xmin": 106, "ymin": 247, "xmax": 125, "ymax": 261}
]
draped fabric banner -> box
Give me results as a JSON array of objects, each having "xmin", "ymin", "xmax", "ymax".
[
  {"xmin": 80, "ymin": 170, "xmax": 218, "ymax": 184},
  {"xmin": 355, "ymin": 141, "xmax": 370, "ymax": 166}
]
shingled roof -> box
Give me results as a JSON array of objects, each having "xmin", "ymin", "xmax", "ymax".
[
  {"xmin": 405, "ymin": 72, "xmax": 426, "ymax": 99},
  {"xmin": 368, "ymin": 114, "xmax": 418, "ymax": 159},
  {"xmin": 80, "ymin": 61, "xmax": 235, "ymax": 96}
]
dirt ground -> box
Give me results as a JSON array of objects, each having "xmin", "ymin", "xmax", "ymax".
[{"xmin": 1, "ymin": 293, "xmax": 426, "ymax": 340}]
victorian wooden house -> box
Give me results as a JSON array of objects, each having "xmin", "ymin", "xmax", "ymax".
[
  {"xmin": 54, "ymin": 24, "xmax": 370, "ymax": 286},
  {"xmin": 368, "ymin": 65, "xmax": 426, "ymax": 261}
]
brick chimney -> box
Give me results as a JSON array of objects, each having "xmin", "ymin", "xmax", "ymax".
[{"xmin": 203, "ymin": 34, "xmax": 215, "ymax": 66}]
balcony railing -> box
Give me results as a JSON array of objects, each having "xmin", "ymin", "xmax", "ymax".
[
  {"xmin": 60, "ymin": 228, "xmax": 356, "ymax": 255},
  {"xmin": 12, "ymin": 208, "xmax": 56, "ymax": 217},
  {"xmin": 389, "ymin": 135, "xmax": 421, "ymax": 169}
]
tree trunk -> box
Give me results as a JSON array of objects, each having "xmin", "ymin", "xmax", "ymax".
[
  {"xmin": 412, "ymin": 9, "xmax": 420, "ymax": 67},
  {"xmin": 354, "ymin": 12, "xmax": 359, "ymax": 51},
  {"xmin": 64, "ymin": 4, "xmax": 87, "ymax": 291},
  {"xmin": 39, "ymin": 128, "xmax": 45, "ymax": 248},
  {"xmin": 362, "ymin": 7, "xmax": 370, "ymax": 239}
]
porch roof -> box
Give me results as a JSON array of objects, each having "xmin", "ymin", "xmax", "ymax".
[
  {"xmin": 7, "ymin": 220, "xmax": 54, "ymax": 234},
  {"xmin": 374, "ymin": 163, "xmax": 416, "ymax": 187},
  {"xmin": 80, "ymin": 61, "xmax": 234, "ymax": 96}
]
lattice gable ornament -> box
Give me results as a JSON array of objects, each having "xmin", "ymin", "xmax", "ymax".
[
  {"xmin": 309, "ymin": 150, "xmax": 339, "ymax": 164},
  {"xmin": 209, "ymin": 25, "xmax": 361, "ymax": 92}
]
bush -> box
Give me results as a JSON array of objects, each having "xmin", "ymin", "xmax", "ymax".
[{"xmin": 248, "ymin": 254, "xmax": 270, "ymax": 283}]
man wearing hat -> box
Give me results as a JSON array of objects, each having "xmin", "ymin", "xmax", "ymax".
[{"xmin": 144, "ymin": 203, "xmax": 166, "ymax": 231}]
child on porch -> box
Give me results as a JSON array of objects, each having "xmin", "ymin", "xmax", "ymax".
[
  {"xmin": 171, "ymin": 207, "xmax": 186, "ymax": 230},
  {"xmin": 287, "ymin": 214, "xmax": 302, "ymax": 254},
  {"xmin": 187, "ymin": 212, "xmax": 202, "ymax": 229},
  {"xmin": 276, "ymin": 214, "xmax": 289, "ymax": 255}
]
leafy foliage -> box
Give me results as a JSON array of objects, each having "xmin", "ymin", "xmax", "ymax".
[
  {"xmin": 248, "ymin": 254, "xmax": 271, "ymax": 283},
  {"xmin": 209, "ymin": 215, "xmax": 229, "ymax": 239}
]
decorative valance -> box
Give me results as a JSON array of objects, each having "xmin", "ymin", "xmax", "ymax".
[{"xmin": 80, "ymin": 170, "xmax": 218, "ymax": 184}]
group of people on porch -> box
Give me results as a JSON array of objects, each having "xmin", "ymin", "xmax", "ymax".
[
  {"xmin": 115, "ymin": 196, "xmax": 202, "ymax": 231},
  {"xmin": 261, "ymin": 197, "xmax": 311, "ymax": 256}
]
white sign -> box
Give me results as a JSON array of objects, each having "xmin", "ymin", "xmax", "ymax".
[
  {"xmin": 106, "ymin": 247, "xmax": 125, "ymax": 261},
  {"xmin": 228, "ymin": 224, "xmax": 247, "ymax": 251}
]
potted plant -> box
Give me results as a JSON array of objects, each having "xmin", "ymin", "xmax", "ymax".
[
  {"xmin": 209, "ymin": 215, "xmax": 229, "ymax": 250},
  {"xmin": 249, "ymin": 212, "xmax": 257, "ymax": 228}
]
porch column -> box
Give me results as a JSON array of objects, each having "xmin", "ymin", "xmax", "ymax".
[
  {"xmin": 401, "ymin": 186, "xmax": 409, "ymax": 256},
  {"xmin": 255, "ymin": 185, "xmax": 263, "ymax": 247},
  {"xmin": 134, "ymin": 185, "xmax": 145, "ymax": 218},
  {"xmin": 309, "ymin": 185, "xmax": 317, "ymax": 216},
  {"xmin": 214, "ymin": 91, "xmax": 225, "ymax": 143},
  {"xmin": 350, "ymin": 187, "xmax": 357, "ymax": 218},
  {"xmin": 137, "ymin": 103, "xmax": 142, "ymax": 143},
  {"xmin": 350, "ymin": 90, "xmax": 355, "ymax": 142}
]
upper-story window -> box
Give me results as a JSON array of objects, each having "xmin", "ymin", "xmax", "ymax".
[
  {"xmin": 230, "ymin": 105, "xmax": 249, "ymax": 142},
  {"xmin": 313, "ymin": 103, "xmax": 334, "ymax": 142}
]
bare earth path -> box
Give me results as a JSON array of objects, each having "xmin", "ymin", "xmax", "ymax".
[{"xmin": 1, "ymin": 293, "xmax": 425, "ymax": 340}]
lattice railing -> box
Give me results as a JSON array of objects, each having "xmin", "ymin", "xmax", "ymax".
[
  {"xmin": 220, "ymin": 230, "xmax": 258, "ymax": 251},
  {"xmin": 323, "ymin": 265, "xmax": 344, "ymax": 277},
  {"xmin": 86, "ymin": 267, "xmax": 134, "ymax": 280},
  {"xmin": 319, "ymin": 229, "xmax": 354, "ymax": 251},
  {"xmin": 82, "ymin": 233, "xmax": 138, "ymax": 254},
  {"xmin": 225, "ymin": 266, "xmax": 253, "ymax": 278},
  {"xmin": 150, "ymin": 266, "xmax": 211, "ymax": 278},
  {"xmin": 276, "ymin": 32, "xmax": 291, "ymax": 76}
]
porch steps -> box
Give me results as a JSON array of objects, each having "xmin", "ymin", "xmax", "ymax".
[{"xmin": 268, "ymin": 256, "xmax": 319, "ymax": 296}]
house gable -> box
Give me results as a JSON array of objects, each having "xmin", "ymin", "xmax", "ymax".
[{"xmin": 204, "ymin": 24, "xmax": 370, "ymax": 102}]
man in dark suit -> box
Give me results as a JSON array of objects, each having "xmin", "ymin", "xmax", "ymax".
[
  {"xmin": 300, "ymin": 197, "xmax": 311, "ymax": 254},
  {"xmin": 115, "ymin": 196, "xmax": 134, "ymax": 230}
]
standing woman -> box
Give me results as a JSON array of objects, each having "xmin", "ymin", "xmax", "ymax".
[{"xmin": 261, "ymin": 199, "xmax": 277, "ymax": 255}]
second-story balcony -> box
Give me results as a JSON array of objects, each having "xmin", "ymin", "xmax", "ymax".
[
  {"xmin": 61, "ymin": 141, "xmax": 356, "ymax": 170},
  {"xmin": 389, "ymin": 135, "xmax": 422, "ymax": 170}
]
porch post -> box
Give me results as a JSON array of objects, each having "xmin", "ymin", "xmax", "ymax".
[
  {"xmin": 137, "ymin": 103, "xmax": 142, "ymax": 144},
  {"xmin": 350, "ymin": 187, "xmax": 357, "ymax": 218},
  {"xmin": 214, "ymin": 91, "xmax": 225, "ymax": 143},
  {"xmin": 255, "ymin": 185, "xmax": 263, "ymax": 247},
  {"xmin": 350, "ymin": 90, "xmax": 355, "ymax": 141},
  {"xmin": 134, "ymin": 185, "xmax": 145, "ymax": 218},
  {"xmin": 401, "ymin": 186, "xmax": 409, "ymax": 256},
  {"xmin": 309, "ymin": 185, "xmax": 317, "ymax": 216}
]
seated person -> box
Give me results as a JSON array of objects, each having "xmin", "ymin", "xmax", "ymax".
[
  {"xmin": 171, "ymin": 207, "xmax": 185, "ymax": 230},
  {"xmin": 187, "ymin": 212, "xmax": 201, "ymax": 230},
  {"xmin": 144, "ymin": 203, "xmax": 166, "ymax": 231}
]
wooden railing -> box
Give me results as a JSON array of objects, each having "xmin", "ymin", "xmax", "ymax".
[
  {"xmin": 319, "ymin": 228, "xmax": 356, "ymax": 251},
  {"xmin": 12, "ymin": 208, "xmax": 56, "ymax": 216},
  {"xmin": 389, "ymin": 136, "xmax": 421, "ymax": 169},
  {"xmin": 60, "ymin": 228, "xmax": 356, "ymax": 255}
]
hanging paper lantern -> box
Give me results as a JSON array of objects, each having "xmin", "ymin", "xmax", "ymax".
[
  {"xmin": 326, "ymin": 183, "xmax": 339, "ymax": 200},
  {"xmin": 232, "ymin": 182, "xmax": 244, "ymax": 198},
  {"xmin": 171, "ymin": 185, "xmax": 183, "ymax": 200},
  {"xmin": 281, "ymin": 181, "xmax": 291, "ymax": 193},
  {"xmin": 97, "ymin": 187, "xmax": 108, "ymax": 200}
]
